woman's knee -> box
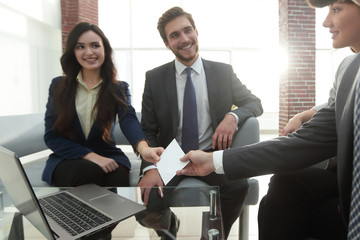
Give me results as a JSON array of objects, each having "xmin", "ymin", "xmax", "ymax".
[
  {"xmin": 71, "ymin": 165, "xmax": 105, "ymax": 186},
  {"xmin": 105, "ymin": 166, "xmax": 130, "ymax": 186}
]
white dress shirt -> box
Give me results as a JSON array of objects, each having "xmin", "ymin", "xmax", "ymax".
[
  {"xmin": 213, "ymin": 150, "xmax": 225, "ymax": 174},
  {"xmin": 75, "ymin": 72, "xmax": 102, "ymax": 139},
  {"xmin": 175, "ymin": 56, "xmax": 213, "ymax": 150}
]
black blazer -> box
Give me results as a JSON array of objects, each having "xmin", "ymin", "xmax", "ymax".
[
  {"xmin": 141, "ymin": 58, "xmax": 263, "ymax": 171},
  {"xmin": 223, "ymin": 53, "xmax": 360, "ymax": 226}
]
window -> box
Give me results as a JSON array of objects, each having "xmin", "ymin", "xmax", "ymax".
[
  {"xmin": 99, "ymin": 0, "xmax": 281, "ymax": 116},
  {"xmin": 99, "ymin": 1, "xmax": 353, "ymax": 132}
]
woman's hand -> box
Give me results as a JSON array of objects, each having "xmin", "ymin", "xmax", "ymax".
[
  {"xmin": 281, "ymin": 109, "xmax": 317, "ymax": 136},
  {"xmin": 83, "ymin": 152, "xmax": 119, "ymax": 173},
  {"xmin": 137, "ymin": 140, "xmax": 164, "ymax": 164},
  {"xmin": 281, "ymin": 116, "xmax": 303, "ymax": 136}
]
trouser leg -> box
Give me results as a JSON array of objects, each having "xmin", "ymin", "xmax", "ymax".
[
  {"xmin": 258, "ymin": 168, "xmax": 344, "ymax": 240},
  {"xmin": 136, "ymin": 174, "xmax": 248, "ymax": 239},
  {"xmin": 135, "ymin": 180, "xmax": 180, "ymax": 236}
]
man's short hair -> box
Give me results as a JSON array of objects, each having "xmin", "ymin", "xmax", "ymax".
[{"xmin": 157, "ymin": 6, "xmax": 196, "ymax": 43}]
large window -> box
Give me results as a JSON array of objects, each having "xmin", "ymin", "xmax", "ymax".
[
  {"xmin": 99, "ymin": 0, "xmax": 281, "ymax": 122},
  {"xmin": 99, "ymin": 1, "xmax": 355, "ymax": 132},
  {"xmin": 0, "ymin": 0, "xmax": 352, "ymax": 127},
  {"xmin": 0, "ymin": 0, "xmax": 62, "ymax": 116}
]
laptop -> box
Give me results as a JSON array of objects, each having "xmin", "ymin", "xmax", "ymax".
[{"xmin": 0, "ymin": 145, "xmax": 146, "ymax": 239}]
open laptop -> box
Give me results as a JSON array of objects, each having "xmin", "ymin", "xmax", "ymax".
[{"xmin": 0, "ymin": 145, "xmax": 146, "ymax": 239}]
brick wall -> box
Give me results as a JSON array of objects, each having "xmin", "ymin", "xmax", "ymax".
[
  {"xmin": 61, "ymin": 0, "xmax": 98, "ymax": 52},
  {"xmin": 279, "ymin": 0, "xmax": 316, "ymax": 133}
]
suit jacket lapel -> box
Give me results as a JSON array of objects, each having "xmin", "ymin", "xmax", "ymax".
[
  {"xmin": 335, "ymin": 54, "xmax": 360, "ymax": 127},
  {"xmin": 203, "ymin": 59, "xmax": 218, "ymax": 128},
  {"xmin": 73, "ymin": 111, "xmax": 87, "ymax": 142},
  {"xmin": 164, "ymin": 61, "xmax": 179, "ymax": 136},
  {"xmin": 87, "ymin": 120, "xmax": 101, "ymax": 141},
  {"xmin": 337, "ymin": 77, "xmax": 356, "ymax": 224},
  {"xmin": 336, "ymin": 53, "xmax": 360, "ymax": 224}
]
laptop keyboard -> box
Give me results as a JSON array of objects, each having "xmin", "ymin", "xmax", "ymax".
[{"xmin": 39, "ymin": 192, "xmax": 112, "ymax": 236}]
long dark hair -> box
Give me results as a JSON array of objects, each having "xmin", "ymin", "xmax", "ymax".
[{"xmin": 53, "ymin": 22, "xmax": 128, "ymax": 142}]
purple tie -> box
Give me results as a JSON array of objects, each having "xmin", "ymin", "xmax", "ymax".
[{"xmin": 181, "ymin": 67, "xmax": 199, "ymax": 153}]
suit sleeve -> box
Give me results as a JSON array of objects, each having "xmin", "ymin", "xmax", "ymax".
[
  {"xmin": 141, "ymin": 71, "xmax": 160, "ymax": 147},
  {"xmin": 327, "ymin": 55, "xmax": 354, "ymax": 106},
  {"xmin": 44, "ymin": 77, "xmax": 93, "ymax": 159},
  {"xmin": 223, "ymin": 105, "xmax": 338, "ymax": 179},
  {"xmin": 139, "ymin": 71, "xmax": 161, "ymax": 171},
  {"xmin": 117, "ymin": 81, "xmax": 146, "ymax": 151},
  {"xmin": 227, "ymin": 65, "xmax": 263, "ymax": 126}
]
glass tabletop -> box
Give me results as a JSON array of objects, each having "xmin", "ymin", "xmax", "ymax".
[{"xmin": 0, "ymin": 186, "xmax": 224, "ymax": 239}]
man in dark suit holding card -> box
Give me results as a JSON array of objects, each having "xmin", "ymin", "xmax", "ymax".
[{"xmin": 137, "ymin": 6, "xmax": 263, "ymax": 239}]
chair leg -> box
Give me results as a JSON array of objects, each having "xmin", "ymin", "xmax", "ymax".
[
  {"xmin": 9, "ymin": 212, "xmax": 24, "ymax": 240},
  {"xmin": 239, "ymin": 205, "xmax": 249, "ymax": 240}
]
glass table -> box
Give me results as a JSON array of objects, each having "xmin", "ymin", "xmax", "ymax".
[{"xmin": 0, "ymin": 186, "xmax": 224, "ymax": 239}]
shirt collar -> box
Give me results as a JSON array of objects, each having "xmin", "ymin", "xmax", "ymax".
[
  {"xmin": 175, "ymin": 56, "xmax": 202, "ymax": 76},
  {"xmin": 76, "ymin": 72, "xmax": 103, "ymax": 90}
]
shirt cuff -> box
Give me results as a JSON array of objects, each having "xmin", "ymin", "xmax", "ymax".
[
  {"xmin": 141, "ymin": 165, "xmax": 157, "ymax": 178},
  {"xmin": 213, "ymin": 150, "xmax": 225, "ymax": 174},
  {"xmin": 227, "ymin": 112, "xmax": 239, "ymax": 131}
]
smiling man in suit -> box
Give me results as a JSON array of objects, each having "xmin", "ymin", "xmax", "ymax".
[{"xmin": 137, "ymin": 6, "xmax": 263, "ymax": 239}]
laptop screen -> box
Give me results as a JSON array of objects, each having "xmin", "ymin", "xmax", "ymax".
[{"xmin": 0, "ymin": 146, "xmax": 54, "ymax": 239}]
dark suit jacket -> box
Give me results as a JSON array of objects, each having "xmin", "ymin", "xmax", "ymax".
[
  {"xmin": 141, "ymin": 58, "xmax": 263, "ymax": 171},
  {"xmin": 223, "ymin": 53, "xmax": 360, "ymax": 226},
  {"xmin": 42, "ymin": 76, "xmax": 145, "ymax": 185}
]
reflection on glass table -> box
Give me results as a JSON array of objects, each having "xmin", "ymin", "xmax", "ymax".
[{"xmin": 1, "ymin": 186, "xmax": 224, "ymax": 239}]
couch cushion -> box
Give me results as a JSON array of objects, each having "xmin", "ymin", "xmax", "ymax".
[
  {"xmin": 0, "ymin": 114, "xmax": 47, "ymax": 157},
  {"xmin": 23, "ymin": 157, "xmax": 49, "ymax": 187}
]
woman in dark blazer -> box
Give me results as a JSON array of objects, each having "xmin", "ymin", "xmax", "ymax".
[{"xmin": 42, "ymin": 22, "xmax": 163, "ymax": 187}]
